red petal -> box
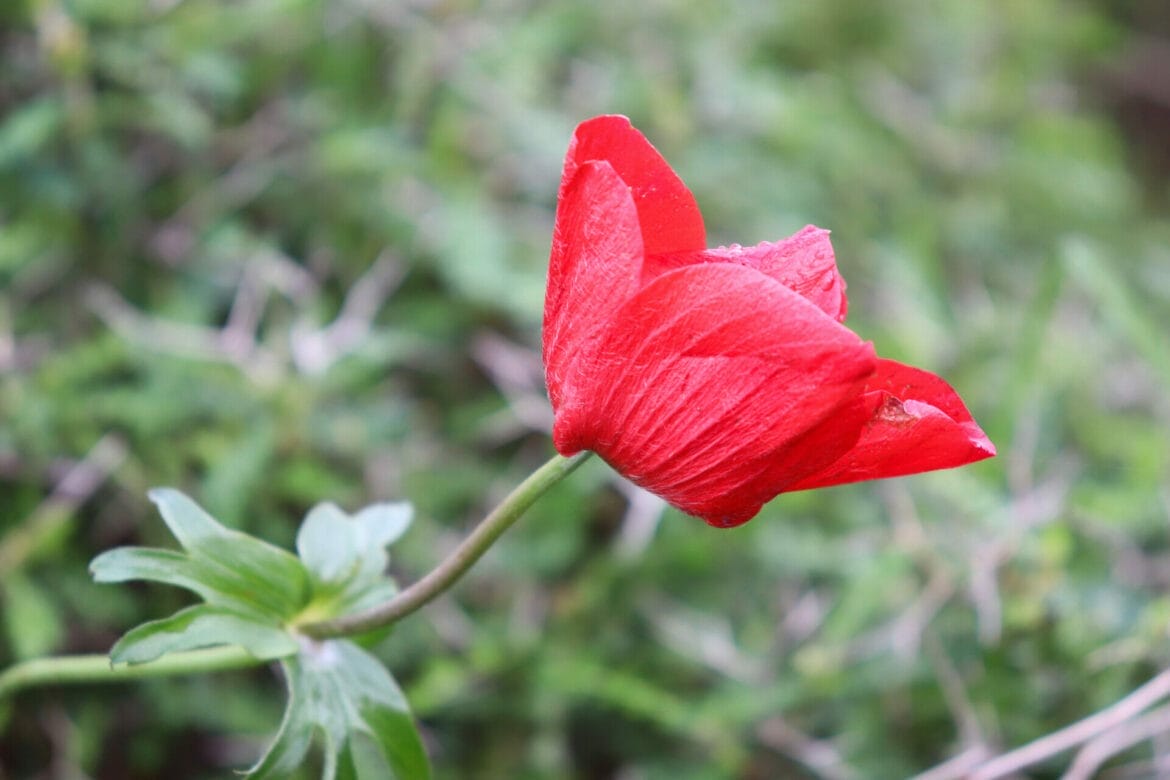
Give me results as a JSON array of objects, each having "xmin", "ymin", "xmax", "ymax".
[
  {"xmin": 642, "ymin": 225, "xmax": 848, "ymax": 321},
  {"xmin": 787, "ymin": 359, "xmax": 996, "ymax": 491},
  {"xmin": 552, "ymin": 262, "xmax": 876, "ymax": 526},
  {"xmin": 668, "ymin": 391, "xmax": 882, "ymax": 526},
  {"xmin": 543, "ymin": 160, "xmax": 646, "ymax": 410},
  {"xmin": 562, "ymin": 115, "xmax": 706, "ymax": 256}
]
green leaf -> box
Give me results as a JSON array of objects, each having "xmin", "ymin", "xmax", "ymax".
[
  {"xmin": 91, "ymin": 489, "xmax": 313, "ymax": 673},
  {"xmin": 147, "ymin": 488, "xmax": 310, "ymax": 618},
  {"xmin": 354, "ymin": 691, "xmax": 432, "ymax": 779},
  {"xmin": 297, "ymin": 503, "xmax": 363, "ymax": 586},
  {"xmin": 248, "ymin": 640, "xmax": 431, "ymax": 780},
  {"xmin": 147, "ymin": 487, "xmax": 223, "ymax": 547},
  {"xmin": 295, "ymin": 501, "xmax": 411, "ymax": 619},
  {"xmin": 247, "ymin": 681, "xmax": 316, "ymax": 778},
  {"xmin": 110, "ymin": 604, "xmax": 298, "ymax": 665},
  {"xmin": 337, "ymin": 729, "xmax": 426, "ymax": 780},
  {"xmin": 90, "ymin": 547, "xmax": 220, "ymax": 602},
  {"xmin": 297, "ymin": 501, "xmax": 411, "ymax": 586},
  {"xmin": 90, "ymin": 491, "xmax": 425, "ymax": 776},
  {"xmin": 353, "ymin": 503, "xmax": 413, "ymax": 550}
]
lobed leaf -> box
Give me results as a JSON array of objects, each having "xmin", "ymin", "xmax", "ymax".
[
  {"xmin": 295, "ymin": 500, "xmax": 411, "ymax": 620},
  {"xmin": 91, "ymin": 490, "xmax": 424, "ymax": 775},
  {"xmin": 352, "ymin": 503, "xmax": 413, "ymax": 550},
  {"xmin": 110, "ymin": 604, "xmax": 298, "ymax": 665},
  {"xmin": 248, "ymin": 639, "xmax": 430, "ymax": 780},
  {"xmin": 147, "ymin": 488, "xmax": 310, "ymax": 618},
  {"xmin": 296, "ymin": 503, "xmax": 363, "ymax": 586},
  {"xmin": 90, "ymin": 547, "xmax": 220, "ymax": 603}
]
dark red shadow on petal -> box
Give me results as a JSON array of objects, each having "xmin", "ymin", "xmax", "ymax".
[{"xmin": 686, "ymin": 390, "xmax": 883, "ymax": 527}]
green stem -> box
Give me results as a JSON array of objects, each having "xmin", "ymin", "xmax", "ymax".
[
  {"xmin": 0, "ymin": 646, "xmax": 262, "ymax": 701},
  {"xmin": 298, "ymin": 451, "xmax": 593, "ymax": 639},
  {"xmin": 0, "ymin": 451, "xmax": 593, "ymax": 698}
]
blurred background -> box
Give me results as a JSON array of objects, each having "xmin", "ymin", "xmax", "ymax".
[{"xmin": 2, "ymin": 0, "xmax": 1170, "ymax": 777}]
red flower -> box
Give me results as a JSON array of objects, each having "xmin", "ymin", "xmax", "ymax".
[{"xmin": 543, "ymin": 115, "xmax": 995, "ymax": 527}]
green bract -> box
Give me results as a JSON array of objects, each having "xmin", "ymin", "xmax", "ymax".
[
  {"xmin": 295, "ymin": 501, "xmax": 412, "ymax": 620},
  {"xmin": 89, "ymin": 489, "xmax": 431, "ymax": 779},
  {"xmin": 250, "ymin": 639, "xmax": 430, "ymax": 780}
]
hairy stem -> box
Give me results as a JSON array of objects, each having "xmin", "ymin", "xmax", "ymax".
[
  {"xmin": 0, "ymin": 646, "xmax": 262, "ymax": 701},
  {"xmin": 298, "ymin": 450, "xmax": 593, "ymax": 638}
]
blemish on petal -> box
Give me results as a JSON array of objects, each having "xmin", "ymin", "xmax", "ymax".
[{"xmin": 875, "ymin": 394, "xmax": 916, "ymax": 426}]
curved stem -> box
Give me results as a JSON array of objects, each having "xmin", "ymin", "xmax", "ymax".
[
  {"xmin": 298, "ymin": 450, "xmax": 593, "ymax": 639},
  {"xmin": 0, "ymin": 451, "xmax": 593, "ymax": 699},
  {"xmin": 0, "ymin": 646, "xmax": 262, "ymax": 701}
]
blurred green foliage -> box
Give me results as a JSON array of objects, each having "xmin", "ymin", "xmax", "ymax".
[{"xmin": 2, "ymin": 0, "xmax": 1170, "ymax": 777}]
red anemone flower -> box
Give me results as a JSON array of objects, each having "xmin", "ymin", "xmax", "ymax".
[{"xmin": 543, "ymin": 115, "xmax": 995, "ymax": 527}]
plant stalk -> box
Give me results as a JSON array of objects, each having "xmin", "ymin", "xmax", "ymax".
[
  {"xmin": 298, "ymin": 450, "xmax": 592, "ymax": 638},
  {"xmin": 0, "ymin": 450, "xmax": 593, "ymax": 698},
  {"xmin": 0, "ymin": 646, "xmax": 262, "ymax": 701}
]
